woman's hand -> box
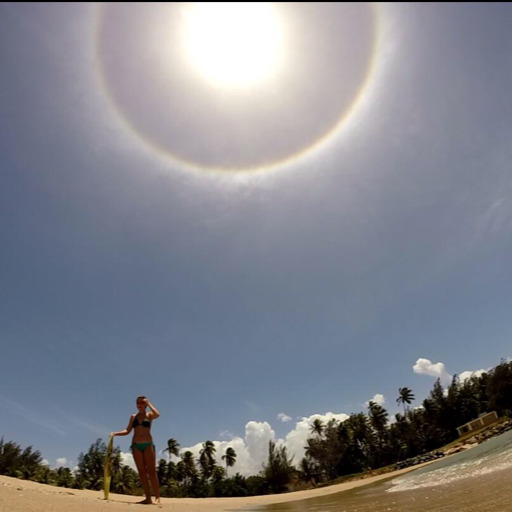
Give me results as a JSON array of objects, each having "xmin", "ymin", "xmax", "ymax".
[
  {"xmin": 109, "ymin": 432, "xmax": 117, "ymax": 437},
  {"xmin": 146, "ymin": 400, "xmax": 160, "ymax": 419}
]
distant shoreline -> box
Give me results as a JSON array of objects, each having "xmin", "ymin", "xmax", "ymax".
[{"xmin": 311, "ymin": 416, "xmax": 512, "ymax": 492}]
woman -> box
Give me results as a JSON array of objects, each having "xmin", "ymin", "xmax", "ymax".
[{"xmin": 110, "ymin": 396, "xmax": 161, "ymax": 504}]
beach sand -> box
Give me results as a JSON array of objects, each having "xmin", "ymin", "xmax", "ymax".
[{"xmin": 0, "ymin": 461, "xmax": 440, "ymax": 512}]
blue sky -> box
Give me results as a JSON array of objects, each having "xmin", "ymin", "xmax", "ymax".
[{"xmin": 1, "ymin": 3, "xmax": 512, "ymax": 475}]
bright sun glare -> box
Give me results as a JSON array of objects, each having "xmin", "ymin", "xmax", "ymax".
[{"xmin": 182, "ymin": 2, "xmax": 283, "ymax": 89}]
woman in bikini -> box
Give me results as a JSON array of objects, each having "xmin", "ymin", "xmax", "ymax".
[{"xmin": 110, "ymin": 396, "xmax": 161, "ymax": 504}]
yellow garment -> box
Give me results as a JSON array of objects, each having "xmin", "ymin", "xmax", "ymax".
[{"xmin": 104, "ymin": 435, "xmax": 114, "ymax": 500}]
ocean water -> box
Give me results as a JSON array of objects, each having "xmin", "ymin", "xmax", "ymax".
[
  {"xmin": 256, "ymin": 428, "xmax": 512, "ymax": 512},
  {"xmin": 388, "ymin": 427, "xmax": 512, "ymax": 492}
]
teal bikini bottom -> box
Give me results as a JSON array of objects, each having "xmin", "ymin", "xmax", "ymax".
[{"xmin": 131, "ymin": 442, "xmax": 155, "ymax": 453}]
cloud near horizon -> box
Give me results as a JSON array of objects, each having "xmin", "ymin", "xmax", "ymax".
[
  {"xmin": 120, "ymin": 451, "xmax": 136, "ymax": 471},
  {"xmin": 413, "ymin": 358, "xmax": 491, "ymax": 387},
  {"xmin": 413, "ymin": 358, "xmax": 453, "ymax": 386},
  {"xmin": 365, "ymin": 394, "xmax": 386, "ymax": 407},
  {"xmin": 164, "ymin": 421, "xmax": 275, "ymax": 476},
  {"xmin": 142, "ymin": 413, "xmax": 351, "ymax": 476},
  {"xmin": 458, "ymin": 369, "xmax": 487, "ymax": 382},
  {"xmin": 282, "ymin": 412, "xmax": 349, "ymax": 464}
]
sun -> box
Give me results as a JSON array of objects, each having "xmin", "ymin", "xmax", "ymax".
[
  {"xmin": 96, "ymin": 3, "xmax": 378, "ymax": 171},
  {"xmin": 181, "ymin": 2, "xmax": 284, "ymax": 89}
]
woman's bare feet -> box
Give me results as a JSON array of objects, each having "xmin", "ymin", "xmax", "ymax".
[{"xmin": 137, "ymin": 498, "xmax": 153, "ymax": 504}]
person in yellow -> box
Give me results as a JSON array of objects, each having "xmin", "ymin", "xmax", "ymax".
[{"xmin": 111, "ymin": 396, "xmax": 161, "ymax": 504}]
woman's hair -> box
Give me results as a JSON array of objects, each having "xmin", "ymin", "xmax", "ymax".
[{"xmin": 136, "ymin": 396, "xmax": 147, "ymax": 402}]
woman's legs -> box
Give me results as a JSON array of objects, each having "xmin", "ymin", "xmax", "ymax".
[
  {"xmin": 132, "ymin": 447, "xmax": 152, "ymax": 504},
  {"xmin": 143, "ymin": 445, "xmax": 160, "ymax": 503}
]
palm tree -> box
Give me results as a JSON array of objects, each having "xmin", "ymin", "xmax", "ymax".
[
  {"xmin": 368, "ymin": 401, "xmax": 389, "ymax": 438},
  {"xmin": 113, "ymin": 465, "xmax": 135, "ymax": 494},
  {"xmin": 180, "ymin": 451, "xmax": 197, "ymax": 486},
  {"xmin": 298, "ymin": 457, "xmax": 317, "ymax": 485},
  {"xmin": 396, "ymin": 387, "xmax": 415, "ymax": 416},
  {"xmin": 111, "ymin": 451, "xmax": 123, "ymax": 482},
  {"xmin": 56, "ymin": 467, "xmax": 74, "ymax": 487},
  {"xmin": 163, "ymin": 438, "xmax": 180, "ymax": 462},
  {"xmin": 157, "ymin": 459, "xmax": 168, "ymax": 486},
  {"xmin": 221, "ymin": 447, "xmax": 236, "ymax": 478},
  {"xmin": 166, "ymin": 460, "xmax": 177, "ymax": 481},
  {"xmin": 37, "ymin": 465, "xmax": 56, "ymax": 485},
  {"xmin": 199, "ymin": 451, "xmax": 211, "ymax": 480},
  {"xmin": 336, "ymin": 420, "xmax": 350, "ymax": 445},
  {"xmin": 367, "ymin": 401, "xmax": 389, "ymax": 467},
  {"xmin": 200, "ymin": 440, "xmax": 216, "ymax": 462},
  {"xmin": 199, "ymin": 441, "xmax": 216, "ymax": 480},
  {"xmin": 347, "ymin": 413, "xmax": 374, "ymax": 451},
  {"xmin": 20, "ymin": 466, "xmax": 37, "ymax": 481},
  {"xmin": 303, "ymin": 438, "xmax": 315, "ymax": 459},
  {"xmin": 212, "ymin": 465, "xmax": 225, "ymax": 485},
  {"xmin": 263, "ymin": 441, "xmax": 296, "ymax": 494},
  {"xmin": 310, "ymin": 419, "xmax": 324, "ymax": 437},
  {"xmin": 176, "ymin": 460, "xmax": 186, "ymax": 484}
]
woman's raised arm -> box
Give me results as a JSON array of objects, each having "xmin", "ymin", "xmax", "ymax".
[
  {"xmin": 146, "ymin": 400, "xmax": 160, "ymax": 420},
  {"xmin": 110, "ymin": 415, "xmax": 134, "ymax": 437}
]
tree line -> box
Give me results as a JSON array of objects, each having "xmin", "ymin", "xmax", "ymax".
[{"xmin": 2, "ymin": 358, "xmax": 512, "ymax": 496}]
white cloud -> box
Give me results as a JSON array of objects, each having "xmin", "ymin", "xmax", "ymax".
[
  {"xmin": 413, "ymin": 358, "xmax": 452, "ymax": 386},
  {"xmin": 120, "ymin": 451, "xmax": 137, "ymax": 471},
  {"xmin": 413, "ymin": 359, "xmax": 490, "ymax": 387},
  {"xmin": 282, "ymin": 412, "xmax": 349, "ymax": 464},
  {"xmin": 178, "ymin": 421, "xmax": 276, "ymax": 476},
  {"xmin": 458, "ymin": 369, "xmax": 486, "ymax": 383},
  {"xmin": 56, "ymin": 458, "xmax": 67, "ymax": 466},
  {"xmin": 178, "ymin": 436, "xmax": 254, "ymax": 476},
  {"xmin": 42, "ymin": 459, "xmax": 49, "ymax": 466},
  {"xmin": 365, "ymin": 394, "xmax": 386, "ymax": 407},
  {"xmin": 242, "ymin": 421, "xmax": 276, "ymax": 473},
  {"xmin": 176, "ymin": 413, "xmax": 350, "ymax": 476},
  {"xmin": 277, "ymin": 413, "xmax": 292, "ymax": 422}
]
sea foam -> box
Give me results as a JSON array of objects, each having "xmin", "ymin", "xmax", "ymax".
[{"xmin": 388, "ymin": 434, "xmax": 512, "ymax": 492}]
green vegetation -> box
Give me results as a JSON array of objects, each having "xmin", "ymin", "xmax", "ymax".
[
  {"xmin": 263, "ymin": 441, "xmax": 295, "ymax": 494},
  {"xmin": 396, "ymin": 387, "xmax": 415, "ymax": 416},
  {"xmin": 2, "ymin": 358, "xmax": 512, "ymax": 497}
]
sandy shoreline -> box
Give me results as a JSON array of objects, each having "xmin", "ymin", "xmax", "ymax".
[{"xmin": 0, "ymin": 460, "xmax": 441, "ymax": 512}]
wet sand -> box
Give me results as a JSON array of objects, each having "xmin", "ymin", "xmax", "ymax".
[
  {"xmin": 0, "ymin": 460, "xmax": 445, "ymax": 512},
  {"xmin": 259, "ymin": 464, "xmax": 512, "ymax": 512}
]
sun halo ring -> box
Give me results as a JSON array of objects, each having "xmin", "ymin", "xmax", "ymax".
[{"xmin": 92, "ymin": 3, "xmax": 383, "ymax": 175}]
